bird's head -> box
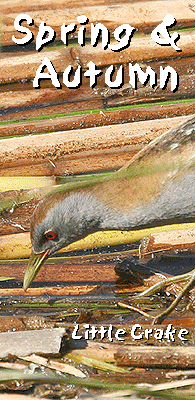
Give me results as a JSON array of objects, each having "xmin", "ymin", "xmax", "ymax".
[{"xmin": 23, "ymin": 192, "xmax": 104, "ymax": 290}]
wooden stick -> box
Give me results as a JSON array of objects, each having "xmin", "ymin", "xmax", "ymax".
[
  {"xmin": 115, "ymin": 346, "xmax": 195, "ymax": 368},
  {"xmin": 1, "ymin": 103, "xmax": 195, "ymax": 139},
  {"xmin": 3, "ymin": 0, "xmax": 195, "ymax": 46},
  {"xmin": 2, "ymin": 30, "xmax": 195, "ymax": 83},
  {"xmin": 0, "ymin": 116, "xmax": 189, "ymax": 171}
]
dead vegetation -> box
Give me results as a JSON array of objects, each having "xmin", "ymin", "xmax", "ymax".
[{"xmin": 1, "ymin": 1, "xmax": 195, "ymax": 399}]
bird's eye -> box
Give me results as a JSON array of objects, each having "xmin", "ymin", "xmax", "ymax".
[{"xmin": 44, "ymin": 231, "xmax": 57, "ymax": 240}]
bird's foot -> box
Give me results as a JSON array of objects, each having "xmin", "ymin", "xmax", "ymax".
[{"xmin": 136, "ymin": 268, "xmax": 195, "ymax": 324}]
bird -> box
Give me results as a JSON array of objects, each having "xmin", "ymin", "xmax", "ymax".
[{"xmin": 23, "ymin": 117, "xmax": 195, "ymax": 321}]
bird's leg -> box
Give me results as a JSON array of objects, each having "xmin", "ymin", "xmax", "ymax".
[{"xmin": 136, "ymin": 268, "xmax": 195, "ymax": 324}]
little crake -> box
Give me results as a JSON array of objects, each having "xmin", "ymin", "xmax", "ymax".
[{"xmin": 23, "ymin": 117, "xmax": 195, "ymax": 294}]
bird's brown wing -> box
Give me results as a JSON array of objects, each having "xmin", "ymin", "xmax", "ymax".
[{"xmin": 82, "ymin": 116, "xmax": 195, "ymax": 226}]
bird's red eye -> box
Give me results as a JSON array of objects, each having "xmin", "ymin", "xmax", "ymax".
[{"xmin": 45, "ymin": 231, "xmax": 56, "ymax": 240}]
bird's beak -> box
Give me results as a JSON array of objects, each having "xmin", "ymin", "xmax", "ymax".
[{"xmin": 23, "ymin": 249, "xmax": 50, "ymax": 291}]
